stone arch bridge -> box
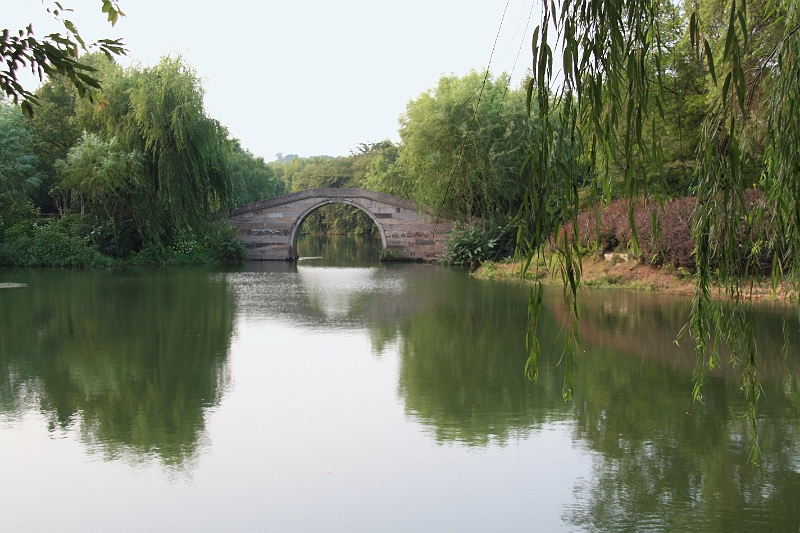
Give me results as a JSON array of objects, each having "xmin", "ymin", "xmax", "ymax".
[{"xmin": 227, "ymin": 188, "xmax": 459, "ymax": 261}]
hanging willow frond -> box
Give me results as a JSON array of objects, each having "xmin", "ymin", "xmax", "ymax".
[{"xmin": 519, "ymin": 0, "xmax": 800, "ymax": 461}]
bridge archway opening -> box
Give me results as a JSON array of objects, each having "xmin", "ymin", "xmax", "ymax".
[{"xmin": 289, "ymin": 200, "xmax": 387, "ymax": 262}]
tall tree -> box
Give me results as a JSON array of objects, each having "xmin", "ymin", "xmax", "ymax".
[
  {"xmin": 229, "ymin": 140, "xmax": 282, "ymax": 204},
  {"xmin": 55, "ymin": 132, "xmax": 144, "ymax": 221},
  {"xmin": 128, "ymin": 56, "xmax": 233, "ymax": 239},
  {"xmin": 398, "ymin": 70, "xmax": 532, "ymax": 220},
  {"xmin": 25, "ymin": 74, "xmax": 82, "ymax": 213}
]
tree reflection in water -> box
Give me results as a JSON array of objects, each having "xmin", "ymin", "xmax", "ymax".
[
  {"xmin": 391, "ymin": 274, "xmax": 569, "ymax": 444},
  {"xmin": 1, "ymin": 255, "xmax": 797, "ymax": 529},
  {"xmin": 557, "ymin": 290, "xmax": 800, "ymax": 531},
  {"xmin": 0, "ymin": 268, "xmax": 234, "ymax": 470},
  {"xmin": 389, "ymin": 279, "xmax": 800, "ymax": 530}
]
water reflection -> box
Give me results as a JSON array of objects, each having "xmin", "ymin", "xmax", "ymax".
[
  {"xmin": 297, "ymin": 267, "xmax": 405, "ymax": 321},
  {"xmin": 555, "ymin": 289, "xmax": 800, "ymax": 531},
  {"xmin": 226, "ymin": 262, "xmax": 408, "ymax": 331},
  {"xmin": 0, "ymin": 268, "xmax": 234, "ymax": 469},
  {"xmin": 392, "ymin": 276, "xmax": 570, "ymax": 444},
  {"xmin": 2, "ymin": 236, "xmax": 799, "ymax": 530},
  {"xmin": 296, "ymin": 233, "xmax": 382, "ymax": 266}
]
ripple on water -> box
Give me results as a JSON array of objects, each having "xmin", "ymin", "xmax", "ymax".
[{"xmin": 0, "ymin": 283, "xmax": 28, "ymax": 289}]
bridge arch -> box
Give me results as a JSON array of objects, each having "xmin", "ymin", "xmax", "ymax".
[
  {"xmin": 288, "ymin": 198, "xmax": 388, "ymax": 258},
  {"xmin": 227, "ymin": 188, "xmax": 458, "ymax": 262}
]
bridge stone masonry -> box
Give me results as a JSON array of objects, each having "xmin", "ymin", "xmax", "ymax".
[{"xmin": 227, "ymin": 188, "xmax": 460, "ymax": 261}]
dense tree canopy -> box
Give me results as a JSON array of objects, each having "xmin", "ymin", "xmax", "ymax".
[
  {"xmin": 396, "ymin": 71, "xmax": 531, "ymax": 220},
  {"xmin": 229, "ymin": 141, "xmax": 283, "ymax": 204},
  {"xmin": 0, "ymin": 54, "xmax": 277, "ymax": 265},
  {"xmin": 0, "ymin": 102, "xmax": 41, "ymax": 228}
]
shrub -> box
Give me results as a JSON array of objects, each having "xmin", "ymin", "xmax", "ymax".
[
  {"xmin": 0, "ymin": 215, "xmax": 247, "ymax": 267},
  {"xmin": 444, "ymin": 223, "xmax": 517, "ymax": 266},
  {"xmin": 128, "ymin": 225, "xmax": 246, "ymax": 265},
  {"xmin": 0, "ymin": 217, "xmax": 113, "ymax": 267},
  {"xmin": 565, "ymin": 194, "xmax": 772, "ymax": 273},
  {"xmin": 87, "ymin": 218, "xmax": 142, "ymax": 259},
  {"xmin": 203, "ymin": 225, "xmax": 247, "ymax": 263}
]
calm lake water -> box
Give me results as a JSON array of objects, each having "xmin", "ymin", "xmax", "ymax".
[{"xmin": 1, "ymin": 234, "xmax": 799, "ymax": 532}]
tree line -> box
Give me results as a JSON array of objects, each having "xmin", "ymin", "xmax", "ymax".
[
  {"xmin": 0, "ymin": 43, "xmax": 757, "ymax": 267},
  {"xmin": 0, "ymin": 54, "xmax": 281, "ymax": 266},
  {"xmin": 268, "ymin": 70, "xmax": 567, "ymax": 255},
  {"xmin": 1, "ymin": 0, "xmax": 788, "ymax": 272}
]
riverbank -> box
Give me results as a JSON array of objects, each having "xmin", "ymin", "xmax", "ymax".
[
  {"xmin": 473, "ymin": 253, "xmax": 798, "ymax": 303},
  {"xmin": 0, "ymin": 216, "xmax": 247, "ymax": 268}
]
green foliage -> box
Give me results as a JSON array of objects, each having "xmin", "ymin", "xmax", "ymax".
[
  {"xmin": 128, "ymin": 225, "xmax": 246, "ymax": 265},
  {"xmin": 203, "ymin": 225, "xmax": 248, "ymax": 263},
  {"xmin": 518, "ymin": 0, "xmax": 800, "ymax": 457},
  {"xmin": 1, "ymin": 88, "xmax": 247, "ymax": 267},
  {"xmin": 0, "ymin": 1, "xmax": 126, "ymax": 116},
  {"xmin": 397, "ymin": 71, "xmax": 535, "ymax": 220},
  {"xmin": 443, "ymin": 223, "xmax": 517, "ymax": 266},
  {"xmin": 229, "ymin": 141, "xmax": 282, "ymax": 204},
  {"xmin": 289, "ymin": 156, "xmax": 355, "ymax": 191},
  {"xmin": 0, "ymin": 52, "xmax": 264, "ymax": 266},
  {"xmin": 126, "ymin": 56, "xmax": 233, "ymax": 238},
  {"xmin": 362, "ymin": 141, "xmax": 408, "ymax": 197},
  {"xmin": 0, "ymin": 101, "xmax": 41, "ymax": 227},
  {"xmin": 0, "ymin": 217, "xmax": 113, "ymax": 267},
  {"xmin": 22, "ymin": 74, "xmax": 83, "ymax": 213},
  {"xmin": 55, "ymin": 132, "xmax": 145, "ymax": 220},
  {"xmin": 0, "ymin": 214, "xmax": 244, "ymax": 268},
  {"xmin": 299, "ymin": 204, "xmax": 379, "ymax": 237}
]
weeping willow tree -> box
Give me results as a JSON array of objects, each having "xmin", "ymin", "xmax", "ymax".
[
  {"xmin": 63, "ymin": 55, "xmax": 234, "ymax": 248},
  {"xmin": 518, "ymin": 0, "xmax": 800, "ymax": 461},
  {"xmin": 127, "ymin": 57, "xmax": 233, "ymax": 242}
]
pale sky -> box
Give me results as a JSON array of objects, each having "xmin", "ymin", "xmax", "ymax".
[{"xmin": 6, "ymin": 0, "xmax": 541, "ymax": 161}]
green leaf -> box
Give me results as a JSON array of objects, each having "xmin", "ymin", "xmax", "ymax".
[
  {"xmin": 62, "ymin": 20, "xmax": 86, "ymax": 49},
  {"xmin": 102, "ymin": 0, "xmax": 125, "ymax": 26},
  {"xmin": 21, "ymin": 101, "xmax": 35, "ymax": 118},
  {"xmin": 563, "ymin": 45, "xmax": 572, "ymax": 84},
  {"xmin": 735, "ymin": 62, "xmax": 746, "ymax": 114},
  {"xmin": 737, "ymin": 10, "xmax": 748, "ymax": 49},
  {"xmin": 526, "ymin": 78, "xmax": 535, "ymax": 117},
  {"xmin": 723, "ymin": 0, "xmax": 736, "ymax": 61},
  {"xmin": 704, "ymin": 39, "xmax": 717, "ymax": 85},
  {"xmin": 722, "ymin": 72, "xmax": 732, "ymax": 103}
]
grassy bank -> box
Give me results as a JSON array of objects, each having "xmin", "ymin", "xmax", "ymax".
[{"xmin": 473, "ymin": 254, "xmax": 797, "ymax": 303}]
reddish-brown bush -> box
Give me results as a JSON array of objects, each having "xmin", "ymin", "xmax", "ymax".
[
  {"xmin": 564, "ymin": 192, "xmax": 772, "ymax": 273},
  {"xmin": 565, "ymin": 197, "xmax": 694, "ymax": 269}
]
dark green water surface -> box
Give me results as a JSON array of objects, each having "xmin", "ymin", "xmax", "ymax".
[{"xmin": 1, "ymin": 235, "xmax": 798, "ymax": 532}]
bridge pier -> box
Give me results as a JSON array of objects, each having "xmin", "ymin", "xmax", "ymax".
[{"xmin": 227, "ymin": 188, "xmax": 457, "ymax": 262}]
